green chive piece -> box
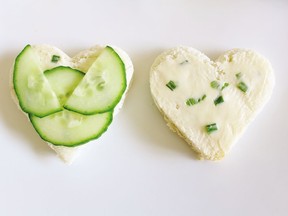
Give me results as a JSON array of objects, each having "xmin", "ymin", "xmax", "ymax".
[
  {"xmin": 166, "ymin": 80, "xmax": 177, "ymax": 91},
  {"xmin": 51, "ymin": 55, "xmax": 60, "ymax": 63},
  {"xmin": 237, "ymin": 81, "xmax": 248, "ymax": 93},
  {"xmin": 205, "ymin": 123, "xmax": 218, "ymax": 134},
  {"xmin": 221, "ymin": 82, "xmax": 229, "ymax": 91},
  {"xmin": 186, "ymin": 98, "xmax": 198, "ymax": 106},
  {"xmin": 210, "ymin": 81, "xmax": 220, "ymax": 89},
  {"xmin": 236, "ymin": 72, "xmax": 242, "ymax": 79},
  {"xmin": 186, "ymin": 94, "xmax": 207, "ymax": 106},
  {"xmin": 214, "ymin": 95, "xmax": 224, "ymax": 106},
  {"xmin": 180, "ymin": 60, "xmax": 188, "ymax": 65}
]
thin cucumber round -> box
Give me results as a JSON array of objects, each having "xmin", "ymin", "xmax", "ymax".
[
  {"xmin": 31, "ymin": 66, "xmax": 112, "ymax": 147},
  {"xmin": 44, "ymin": 66, "xmax": 84, "ymax": 105},
  {"xmin": 64, "ymin": 46, "xmax": 126, "ymax": 115},
  {"xmin": 29, "ymin": 110, "xmax": 113, "ymax": 146},
  {"xmin": 13, "ymin": 45, "xmax": 62, "ymax": 117}
]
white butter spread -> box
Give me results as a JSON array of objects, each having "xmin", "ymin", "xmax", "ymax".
[{"xmin": 150, "ymin": 47, "xmax": 274, "ymax": 160}]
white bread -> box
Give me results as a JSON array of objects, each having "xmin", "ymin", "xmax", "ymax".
[
  {"xmin": 150, "ymin": 47, "xmax": 274, "ymax": 160},
  {"xmin": 11, "ymin": 44, "xmax": 133, "ymax": 164}
]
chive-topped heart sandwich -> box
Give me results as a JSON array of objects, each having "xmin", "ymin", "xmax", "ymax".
[
  {"xmin": 150, "ymin": 47, "xmax": 274, "ymax": 160},
  {"xmin": 11, "ymin": 44, "xmax": 133, "ymax": 164}
]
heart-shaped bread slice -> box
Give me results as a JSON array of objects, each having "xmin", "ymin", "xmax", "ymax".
[
  {"xmin": 150, "ymin": 47, "xmax": 274, "ymax": 160},
  {"xmin": 11, "ymin": 44, "xmax": 133, "ymax": 164}
]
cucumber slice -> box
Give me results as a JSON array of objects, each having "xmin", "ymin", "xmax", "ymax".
[
  {"xmin": 64, "ymin": 46, "xmax": 126, "ymax": 114},
  {"xmin": 30, "ymin": 110, "xmax": 112, "ymax": 146},
  {"xmin": 30, "ymin": 65, "xmax": 112, "ymax": 147},
  {"xmin": 13, "ymin": 45, "xmax": 62, "ymax": 117},
  {"xmin": 44, "ymin": 66, "xmax": 84, "ymax": 105}
]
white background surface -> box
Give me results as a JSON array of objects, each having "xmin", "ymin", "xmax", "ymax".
[{"xmin": 0, "ymin": 0, "xmax": 288, "ymax": 215}]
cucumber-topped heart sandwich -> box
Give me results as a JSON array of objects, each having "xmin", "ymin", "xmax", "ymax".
[
  {"xmin": 11, "ymin": 44, "xmax": 133, "ymax": 164},
  {"xmin": 150, "ymin": 47, "xmax": 274, "ymax": 160}
]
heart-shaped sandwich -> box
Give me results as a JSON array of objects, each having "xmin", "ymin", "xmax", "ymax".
[
  {"xmin": 150, "ymin": 47, "xmax": 274, "ymax": 160},
  {"xmin": 11, "ymin": 44, "xmax": 133, "ymax": 163}
]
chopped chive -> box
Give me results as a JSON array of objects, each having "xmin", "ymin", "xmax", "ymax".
[
  {"xmin": 237, "ymin": 81, "xmax": 248, "ymax": 93},
  {"xmin": 180, "ymin": 60, "xmax": 189, "ymax": 65},
  {"xmin": 205, "ymin": 123, "xmax": 218, "ymax": 134},
  {"xmin": 228, "ymin": 55, "xmax": 233, "ymax": 62},
  {"xmin": 221, "ymin": 82, "xmax": 229, "ymax": 91},
  {"xmin": 51, "ymin": 55, "xmax": 60, "ymax": 63},
  {"xmin": 210, "ymin": 81, "xmax": 220, "ymax": 89},
  {"xmin": 166, "ymin": 80, "xmax": 177, "ymax": 91},
  {"xmin": 186, "ymin": 98, "xmax": 198, "ymax": 106},
  {"xmin": 214, "ymin": 95, "xmax": 224, "ymax": 106},
  {"xmin": 236, "ymin": 72, "xmax": 242, "ymax": 79},
  {"xmin": 186, "ymin": 94, "xmax": 207, "ymax": 106}
]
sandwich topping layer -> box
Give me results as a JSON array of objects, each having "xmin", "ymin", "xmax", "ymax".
[
  {"xmin": 150, "ymin": 47, "xmax": 274, "ymax": 160},
  {"xmin": 12, "ymin": 44, "xmax": 133, "ymax": 163}
]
